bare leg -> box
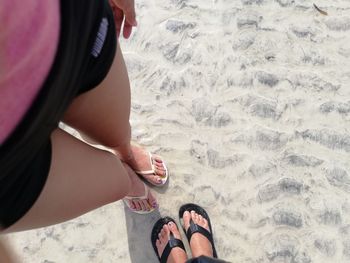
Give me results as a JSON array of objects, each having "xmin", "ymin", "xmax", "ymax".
[
  {"xmin": 0, "ymin": 240, "xmax": 15, "ymax": 262},
  {"xmin": 2, "ymin": 129, "xmax": 155, "ymax": 233},
  {"xmin": 63, "ymin": 42, "xmax": 166, "ymax": 185}
]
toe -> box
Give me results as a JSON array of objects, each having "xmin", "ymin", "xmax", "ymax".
[
  {"xmin": 160, "ymin": 226, "xmax": 166, "ymax": 240},
  {"xmin": 183, "ymin": 211, "xmax": 191, "ymax": 231},
  {"xmin": 155, "ymin": 168, "xmax": 166, "ymax": 177},
  {"xmin": 155, "ymin": 176, "xmax": 163, "ymax": 184},
  {"xmin": 202, "ymin": 217, "xmax": 209, "ymax": 231},
  {"xmin": 145, "ymin": 198, "xmax": 153, "ymax": 210},
  {"xmin": 155, "ymin": 163, "xmax": 166, "ymax": 172},
  {"xmin": 153, "ymin": 155, "xmax": 164, "ymax": 164},
  {"xmin": 127, "ymin": 200, "xmax": 135, "ymax": 210},
  {"xmin": 152, "ymin": 174, "xmax": 163, "ymax": 184},
  {"xmin": 143, "ymin": 174, "xmax": 161, "ymax": 185},
  {"xmin": 198, "ymin": 215, "xmax": 203, "ymax": 223},
  {"xmin": 198, "ymin": 215, "xmax": 209, "ymax": 231},
  {"xmin": 156, "ymin": 238, "xmax": 164, "ymax": 257},
  {"xmin": 133, "ymin": 200, "xmax": 141, "ymax": 211},
  {"xmin": 163, "ymin": 224, "xmax": 170, "ymax": 239},
  {"xmin": 191, "ymin": 210, "xmax": 198, "ymax": 224},
  {"xmin": 141, "ymin": 199, "xmax": 150, "ymax": 211},
  {"xmin": 135, "ymin": 200, "xmax": 143, "ymax": 211},
  {"xmin": 154, "ymin": 168, "xmax": 166, "ymax": 179},
  {"xmin": 168, "ymin": 221, "xmax": 182, "ymax": 240},
  {"xmin": 194, "ymin": 213, "xmax": 199, "ymax": 224},
  {"xmin": 148, "ymin": 191, "xmax": 158, "ymax": 208}
]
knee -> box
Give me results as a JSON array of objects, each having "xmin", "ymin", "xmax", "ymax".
[
  {"xmin": 108, "ymin": 123, "xmax": 131, "ymax": 149},
  {"xmin": 100, "ymin": 152, "xmax": 131, "ymax": 203}
]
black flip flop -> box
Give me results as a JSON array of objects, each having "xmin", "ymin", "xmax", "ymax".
[
  {"xmin": 179, "ymin": 203, "xmax": 218, "ymax": 258},
  {"xmin": 151, "ymin": 217, "xmax": 186, "ymax": 263}
]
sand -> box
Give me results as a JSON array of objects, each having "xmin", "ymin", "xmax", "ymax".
[{"xmin": 4, "ymin": 0, "xmax": 350, "ymax": 262}]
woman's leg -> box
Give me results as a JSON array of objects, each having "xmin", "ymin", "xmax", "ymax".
[
  {"xmin": 0, "ymin": 240, "xmax": 15, "ymax": 262},
  {"xmin": 2, "ymin": 128, "xmax": 155, "ymax": 233},
  {"xmin": 62, "ymin": 42, "xmax": 166, "ymax": 185}
]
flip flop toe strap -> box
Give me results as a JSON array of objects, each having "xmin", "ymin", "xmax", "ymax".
[
  {"xmin": 160, "ymin": 233, "xmax": 185, "ymax": 263},
  {"xmin": 135, "ymin": 152, "xmax": 155, "ymax": 175},
  {"xmin": 186, "ymin": 219, "xmax": 215, "ymax": 254}
]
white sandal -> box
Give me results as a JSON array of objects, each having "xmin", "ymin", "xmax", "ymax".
[
  {"xmin": 135, "ymin": 152, "xmax": 169, "ymax": 186},
  {"xmin": 123, "ymin": 182, "xmax": 158, "ymax": 214}
]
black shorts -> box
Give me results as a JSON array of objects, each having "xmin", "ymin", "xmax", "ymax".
[{"xmin": 0, "ymin": 0, "xmax": 116, "ymax": 229}]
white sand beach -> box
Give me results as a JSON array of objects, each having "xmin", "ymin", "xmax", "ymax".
[{"xmin": 4, "ymin": 0, "xmax": 350, "ymax": 262}]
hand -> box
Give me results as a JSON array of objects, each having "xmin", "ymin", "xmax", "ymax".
[{"xmin": 109, "ymin": 0, "xmax": 137, "ymax": 39}]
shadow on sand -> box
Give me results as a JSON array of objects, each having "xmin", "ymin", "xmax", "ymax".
[
  {"xmin": 125, "ymin": 177, "xmax": 171, "ymax": 262},
  {"xmin": 124, "ymin": 205, "xmax": 162, "ymax": 263}
]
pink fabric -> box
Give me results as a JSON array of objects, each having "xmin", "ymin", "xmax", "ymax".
[{"xmin": 0, "ymin": 1, "xmax": 60, "ymax": 144}]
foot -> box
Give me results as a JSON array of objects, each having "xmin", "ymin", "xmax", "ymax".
[
  {"xmin": 156, "ymin": 222, "xmax": 188, "ymax": 263},
  {"xmin": 123, "ymin": 164, "xmax": 158, "ymax": 211},
  {"xmin": 119, "ymin": 145, "xmax": 167, "ymax": 185},
  {"xmin": 183, "ymin": 211, "xmax": 213, "ymax": 258}
]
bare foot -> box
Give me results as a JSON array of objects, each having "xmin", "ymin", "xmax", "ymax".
[
  {"xmin": 119, "ymin": 145, "xmax": 167, "ymax": 185},
  {"xmin": 156, "ymin": 222, "xmax": 188, "ymax": 263},
  {"xmin": 183, "ymin": 211, "xmax": 213, "ymax": 258},
  {"xmin": 123, "ymin": 164, "xmax": 158, "ymax": 211}
]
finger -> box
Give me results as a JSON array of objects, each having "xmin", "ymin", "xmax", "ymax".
[
  {"xmin": 123, "ymin": 22, "xmax": 133, "ymax": 39},
  {"xmin": 121, "ymin": 0, "xmax": 137, "ymax": 26},
  {"xmin": 112, "ymin": 7, "xmax": 124, "ymax": 38}
]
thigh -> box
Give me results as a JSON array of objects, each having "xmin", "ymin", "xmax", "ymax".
[
  {"xmin": 63, "ymin": 42, "xmax": 132, "ymax": 147},
  {"xmin": 0, "ymin": 240, "xmax": 15, "ymax": 262},
  {"xmin": 2, "ymin": 128, "xmax": 130, "ymax": 233}
]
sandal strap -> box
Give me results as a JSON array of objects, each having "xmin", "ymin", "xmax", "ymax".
[
  {"xmin": 123, "ymin": 182, "xmax": 148, "ymax": 200},
  {"xmin": 135, "ymin": 152, "xmax": 155, "ymax": 175},
  {"xmin": 135, "ymin": 169, "xmax": 155, "ymax": 175},
  {"xmin": 186, "ymin": 219, "xmax": 214, "ymax": 250},
  {"xmin": 160, "ymin": 233, "xmax": 186, "ymax": 263}
]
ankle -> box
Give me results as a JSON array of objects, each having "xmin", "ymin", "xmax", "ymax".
[
  {"xmin": 190, "ymin": 238, "xmax": 213, "ymax": 258},
  {"xmin": 168, "ymin": 249, "xmax": 188, "ymax": 263},
  {"xmin": 113, "ymin": 143, "xmax": 133, "ymax": 161}
]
